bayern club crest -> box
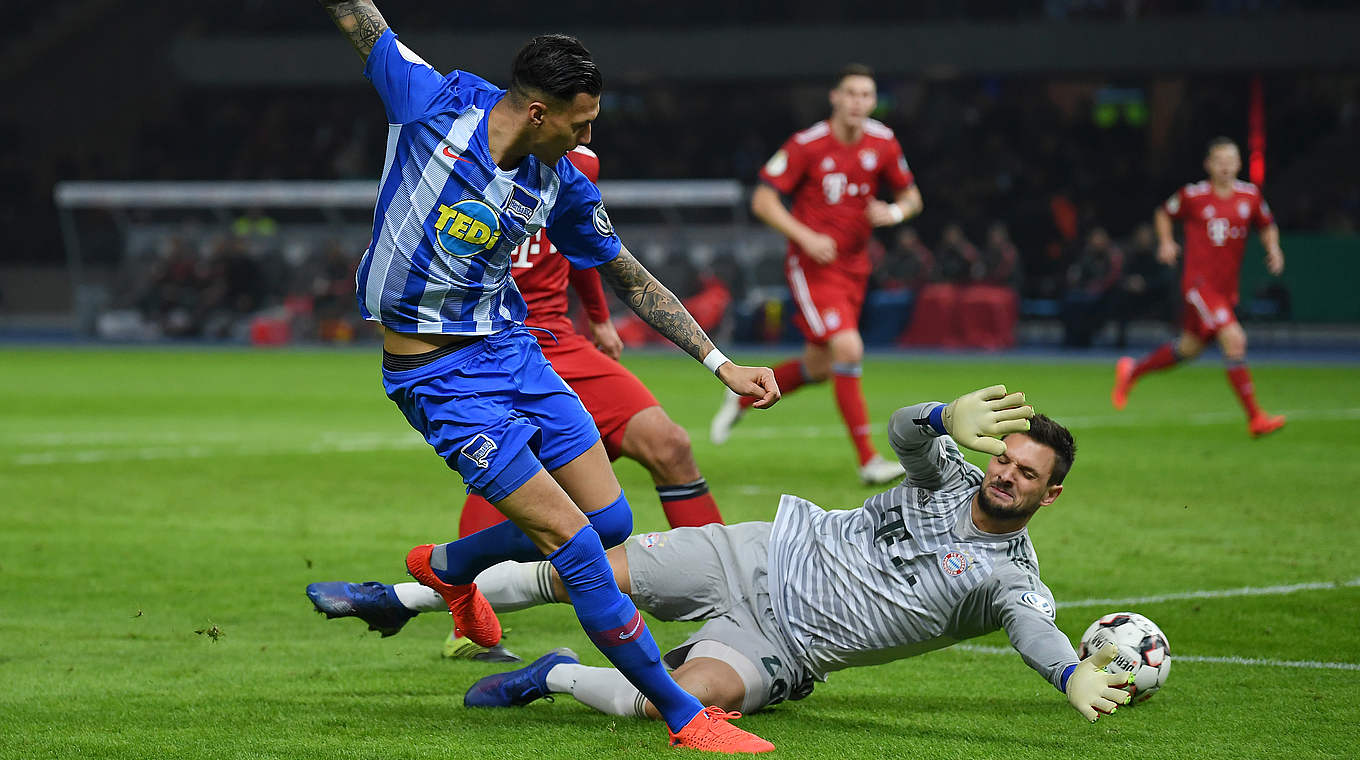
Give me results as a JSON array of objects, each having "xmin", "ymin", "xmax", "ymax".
[
  {"xmin": 940, "ymin": 551, "xmax": 968, "ymax": 576},
  {"xmin": 1238, "ymin": 200, "xmax": 1251, "ymax": 219},
  {"xmin": 764, "ymin": 149, "xmax": 789, "ymax": 177},
  {"xmin": 859, "ymin": 149, "xmax": 878, "ymax": 171}
]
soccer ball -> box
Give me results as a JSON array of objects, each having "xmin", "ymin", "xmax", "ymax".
[{"xmin": 1077, "ymin": 612, "xmax": 1171, "ymax": 703}]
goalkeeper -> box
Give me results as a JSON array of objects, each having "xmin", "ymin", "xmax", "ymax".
[{"xmin": 339, "ymin": 386, "xmax": 1131, "ymax": 723}]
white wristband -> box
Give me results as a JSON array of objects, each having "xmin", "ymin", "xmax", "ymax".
[
  {"xmin": 702, "ymin": 348, "xmax": 730, "ymax": 375},
  {"xmin": 888, "ymin": 203, "xmax": 906, "ymax": 224}
]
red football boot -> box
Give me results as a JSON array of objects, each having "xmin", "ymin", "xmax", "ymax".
[
  {"xmin": 405, "ymin": 544, "xmax": 502, "ymax": 647},
  {"xmin": 1248, "ymin": 413, "xmax": 1286, "ymax": 438}
]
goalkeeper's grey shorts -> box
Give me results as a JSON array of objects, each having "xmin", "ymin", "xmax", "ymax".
[{"xmin": 624, "ymin": 521, "xmax": 813, "ymax": 712}]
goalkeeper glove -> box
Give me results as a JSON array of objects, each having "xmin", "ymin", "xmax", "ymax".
[
  {"xmin": 941, "ymin": 384, "xmax": 1033, "ymax": 456},
  {"xmin": 1065, "ymin": 642, "xmax": 1133, "ymax": 722}
]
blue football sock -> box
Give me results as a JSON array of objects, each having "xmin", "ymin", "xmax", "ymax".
[
  {"xmin": 549, "ymin": 525, "xmax": 703, "ymax": 732},
  {"xmin": 430, "ymin": 492, "xmax": 633, "ymax": 585}
]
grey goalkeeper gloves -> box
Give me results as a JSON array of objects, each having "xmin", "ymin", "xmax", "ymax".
[
  {"xmin": 1066, "ymin": 642, "xmax": 1133, "ymax": 722},
  {"xmin": 941, "ymin": 385, "xmax": 1034, "ymax": 456}
]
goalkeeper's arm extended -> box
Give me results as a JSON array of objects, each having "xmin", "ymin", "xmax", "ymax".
[{"xmin": 940, "ymin": 384, "xmax": 1034, "ymax": 455}]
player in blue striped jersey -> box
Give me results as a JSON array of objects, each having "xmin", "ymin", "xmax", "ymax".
[{"xmin": 317, "ymin": 2, "xmax": 779, "ymax": 753}]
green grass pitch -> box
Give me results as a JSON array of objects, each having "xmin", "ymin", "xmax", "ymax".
[{"xmin": 2, "ymin": 346, "xmax": 1356, "ymax": 759}]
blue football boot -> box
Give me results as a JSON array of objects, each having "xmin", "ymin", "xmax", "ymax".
[
  {"xmin": 464, "ymin": 648, "xmax": 579, "ymax": 707},
  {"xmin": 306, "ymin": 581, "xmax": 417, "ymax": 637}
]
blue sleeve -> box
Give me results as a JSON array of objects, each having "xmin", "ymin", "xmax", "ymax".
[
  {"xmin": 363, "ymin": 29, "xmax": 447, "ymax": 124},
  {"xmin": 546, "ymin": 159, "xmax": 623, "ymax": 269}
]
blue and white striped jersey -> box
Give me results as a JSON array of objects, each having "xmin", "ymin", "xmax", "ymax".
[{"xmin": 356, "ymin": 29, "xmax": 621, "ymax": 334}]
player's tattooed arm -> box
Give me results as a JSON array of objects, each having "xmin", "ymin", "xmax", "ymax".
[
  {"xmin": 319, "ymin": 1, "xmax": 390, "ymax": 61},
  {"xmin": 598, "ymin": 247, "xmax": 714, "ymax": 362}
]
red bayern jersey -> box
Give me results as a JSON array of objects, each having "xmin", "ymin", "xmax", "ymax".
[
  {"xmin": 510, "ymin": 146, "xmax": 612, "ymax": 340},
  {"xmin": 1163, "ymin": 179, "xmax": 1275, "ymax": 300},
  {"xmin": 759, "ymin": 119, "xmax": 914, "ymax": 277}
]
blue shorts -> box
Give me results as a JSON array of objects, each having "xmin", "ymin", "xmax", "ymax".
[{"xmin": 382, "ymin": 326, "xmax": 601, "ymax": 502}]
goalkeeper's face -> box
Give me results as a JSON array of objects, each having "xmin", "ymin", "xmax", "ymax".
[{"xmin": 976, "ymin": 434, "xmax": 1063, "ymax": 522}]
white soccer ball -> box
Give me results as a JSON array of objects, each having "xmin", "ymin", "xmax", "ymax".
[{"xmin": 1077, "ymin": 611, "xmax": 1171, "ymax": 703}]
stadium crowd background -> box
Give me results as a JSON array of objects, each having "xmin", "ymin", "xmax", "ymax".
[{"xmin": 2, "ymin": 0, "xmax": 1356, "ymax": 348}]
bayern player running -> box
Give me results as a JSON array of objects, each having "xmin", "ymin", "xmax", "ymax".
[
  {"xmin": 316, "ymin": 2, "xmax": 778, "ymax": 752},
  {"xmin": 1112, "ymin": 137, "xmax": 1287, "ymax": 437},
  {"xmin": 710, "ymin": 64, "xmax": 924, "ymax": 484}
]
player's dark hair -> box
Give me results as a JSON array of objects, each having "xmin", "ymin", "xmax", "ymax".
[
  {"xmin": 835, "ymin": 63, "xmax": 875, "ymax": 88},
  {"xmin": 1023, "ymin": 414, "xmax": 1076, "ymax": 486},
  {"xmin": 1206, "ymin": 136, "xmax": 1238, "ymax": 156},
  {"xmin": 511, "ymin": 34, "xmax": 602, "ymax": 102}
]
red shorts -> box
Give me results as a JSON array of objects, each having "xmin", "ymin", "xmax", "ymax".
[
  {"xmin": 785, "ymin": 257, "xmax": 868, "ymax": 344},
  {"xmin": 1180, "ymin": 287, "xmax": 1238, "ymax": 340},
  {"xmin": 540, "ymin": 332, "xmax": 659, "ymax": 460}
]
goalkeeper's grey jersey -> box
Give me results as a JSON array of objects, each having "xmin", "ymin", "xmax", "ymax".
[{"xmin": 766, "ymin": 402, "xmax": 1080, "ymax": 690}]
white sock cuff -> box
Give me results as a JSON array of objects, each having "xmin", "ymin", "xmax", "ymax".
[
  {"xmin": 393, "ymin": 582, "xmax": 445, "ymax": 612},
  {"xmin": 473, "ymin": 560, "xmax": 557, "ymax": 613},
  {"xmin": 546, "ymin": 663, "xmax": 648, "ymax": 718}
]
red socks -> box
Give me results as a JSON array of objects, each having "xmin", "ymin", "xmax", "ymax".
[
  {"xmin": 1226, "ymin": 363, "xmax": 1264, "ymax": 419},
  {"xmin": 459, "ymin": 480, "xmax": 725, "ymax": 538},
  {"xmin": 833, "ymin": 366, "xmax": 877, "ymax": 466},
  {"xmin": 1132, "ymin": 343, "xmax": 1181, "ymax": 381},
  {"xmin": 459, "ymin": 493, "xmax": 505, "ymax": 537},
  {"xmin": 656, "ymin": 479, "xmax": 724, "ymax": 527}
]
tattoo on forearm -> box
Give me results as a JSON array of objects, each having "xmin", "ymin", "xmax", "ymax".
[
  {"xmin": 600, "ymin": 250, "xmax": 712, "ymax": 361},
  {"xmin": 320, "ymin": 1, "xmax": 389, "ymax": 59}
]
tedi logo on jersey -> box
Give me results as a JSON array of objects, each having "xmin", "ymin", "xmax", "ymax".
[{"xmin": 433, "ymin": 199, "xmax": 502, "ymax": 257}]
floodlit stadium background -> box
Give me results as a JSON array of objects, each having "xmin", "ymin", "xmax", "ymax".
[{"xmin": 5, "ymin": 1, "xmax": 1358, "ymax": 347}]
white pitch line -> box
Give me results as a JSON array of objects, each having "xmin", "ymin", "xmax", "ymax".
[
  {"xmin": 1059, "ymin": 577, "xmax": 1360, "ymax": 609},
  {"xmin": 709, "ymin": 406, "xmax": 1360, "ymax": 441},
  {"xmin": 953, "ymin": 644, "xmax": 1360, "ymax": 671},
  {"xmin": 7, "ymin": 434, "xmax": 426, "ymax": 466},
  {"xmin": 8, "ymin": 406, "xmax": 1360, "ymax": 462},
  {"xmin": 1172, "ymin": 655, "xmax": 1360, "ymax": 671}
]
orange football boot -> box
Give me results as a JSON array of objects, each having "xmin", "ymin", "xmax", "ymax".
[
  {"xmin": 1111, "ymin": 356, "xmax": 1135, "ymax": 410},
  {"xmin": 405, "ymin": 544, "xmax": 502, "ymax": 647},
  {"xmin": 668, "ymin": 706, "xmax": 775, "ymax": 754}
]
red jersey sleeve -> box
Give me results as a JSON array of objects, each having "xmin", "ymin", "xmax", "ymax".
[
  {"xmin": 568, "ymin": 265, "xmax": 611, "ymax": 324},
  {"xmin": 757, "ymin": 135, "xmax": 809, "ymax": 195},
  {"xmin": 1254, "ymin": 195, "xmax": 1275, "ymax": 229},
  {"xmin": 1163, "ymin": 186, "xmax": 1189, "ymax": 220},
  {"xmin": 567, "ymin": 146, "xmax": 600, "ymax": 184},
  {"xmin": 880, "ymin": 139, "xmax": 914, "ymax": 193}
]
